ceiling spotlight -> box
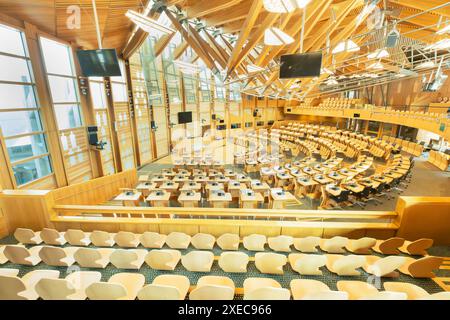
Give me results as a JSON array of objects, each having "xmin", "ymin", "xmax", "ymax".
[
  {"xmin": 264, "ymin": 27, "xmax": 295, "ymax": 46},
  {"xmin": 263, "ymin": 0, "xmax": 311, "ymax": 13},
  {"xmin": 367, "ymin": 49, "xmax": 390, "ymax": 59},
  {"xmin": 126, "ymin": 10, "xmax": 175, "ymax": 34},
  {"xmin": 332, "ymin": 39, "xmax": 360, "ymax": 54},
  {"xmin": 436, "ymin": 24, "xmax": 450, "ymax": 35}
]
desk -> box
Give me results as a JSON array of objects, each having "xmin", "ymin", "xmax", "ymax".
[
  {"xmin": 328, "ymin": 171, "xmax": 346, "ymax": 181},
  {"xmin": 313, "ymin": 174, "xmax": 334, "ymax": 185},
  {"xmin": 114, "ymin": 192, "xmax": 142, "ymax": 207},
  {"xmin": 372, "ymin": 176, "xmax": 393, "ymax": 184},
  {"xmin": 228, "ymin": 181, "xmax": 247, "ymax": 198},
  {"xmin": 208, "ymin": 191, "xmax": 232, "ymax": 208},
  {"xmin": 146, "ymin": 191, "xmax": 171, "ymax": 208},
  {"xmin": 325, "ymin": 185, "xmax": 343, "ymax": 197},
  {"xmin": 358, "ymin": 178, "xmax": 380, "ymax": 189},
  {"xmin": 339, "ymin": 169, "xmax": 355, "ymax": 177},
  {"xmin": 159, "ymin": 182, "xmax": 179, "ymax": 194},
  {"xmin": 205, "ymin": 182, "xmax": 224, "ymax": 196},
  {"xmin": 179, "ymin": 182, "xmax": 202, "ymax": 192},
  {"xmin": 270, "ymin": 190, "xmax": 298, "ymax": 209},
  {"xmin": 302, "ymin": 167, "xmax": 318, "ymax": 175},
  {"xmin": 236, "ymin": 174, "xmax": 252, "ymax": 184},
  {"xmin": 250, "ymin": 181, "xmax": 270, "ymax": 201},
  {"xmin": 214, "ymin": 176, "xmax": 230, "ymax": 183},
  {"xmin": 138, "ymin": 175, "xmax": 149, "ymax": 182},
  {"xmin": 239, "ymin": 190, "xmax": 264, "ymax": 209},
  {"xmin": 342, "ymin": 182, "xmax": 365, "ymax": 193},
  {"xmin": 151, "ymin": 176, "xmax": 166, "ymax": 185},
  {"xmin": 136, "ymin": 182, "xmax": 158, "ymax": 197},
  {"xmin": 173, "ymin": 175, "xmax": 190, "ymax": 183},
  {"xmin": 178, "ymin": 192, "xmax": 201, "ymax": 207}
]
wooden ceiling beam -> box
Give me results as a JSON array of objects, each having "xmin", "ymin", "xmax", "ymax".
[
  {"xmin": 173, "ymin": 40, "xmax": 189, "ymax": 59},
  {"xmin": 185, "ymin": 0, "xmax": 242, "ymax": 19},
  {"xmin": 153, "ymin": 30, "xmax": 176, "ymax": 57},
  {"xmin": 389, "ymin": 0, "xmax": 450, "ymax": 18}
]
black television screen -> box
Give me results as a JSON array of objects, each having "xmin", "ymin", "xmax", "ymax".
[
  {"xmin": 77, "ymin": 49, "xmax": 122, "ymax": 77},
  {"xmin": 178, "ymin": 112, "xmax": 193, "ymax": 124},
  {"xmin": 280, "ymin": 52, "xmax": 322, "ymax": 79}
]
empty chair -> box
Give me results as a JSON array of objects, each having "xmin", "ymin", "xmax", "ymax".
[
  {"xmin": 268, "ymin": 235, "xmax": 294, "ymax": 252},
  {"xmin": 165, "ymin": 232, "xmax": 191, "ymax": 249},
  {"xmin": 383, "ymin": 282, "xmax": 450, "ymax": 300},
  {"xmin": 218, "ymin": 252, "xmax": 249, "ymax": 273},
  {"xmin": 35, "ymin": 271, "xmax": 101, "ymax": 300},
  {"xmin": 145, "ymin": 249, "xmax": 181, "ymax": 271},
  {"xmin": 64, "ymin": 229, "xmax": 91, "ymax": 246},
  {"xmin": 114, "ymin": 231, "xmax": 140, "ymax": 248},
  {"xmin": 90, "ymin": 230, "xmax": 115, "ymax": 247},
  {"xmin": 345, "ymin": 237, "xmax": 377, "ymax": 254},
  {"xmin": 363, "ymin": 256, "xmax": 407, "ymax": 277},
  {"xmin": 110, "ymin": 249, "xmax": 147, "ymax": 269},
  {"xmin": 288, "ymin": 254, "xmax": 326, "ymax": 275},
  {"xmin": 38, "ymin": 246, "xmax": 79, "ymax": 267},
  {"xmin": 337, "ymin": 281, "xmax": 379, "ymax": 300},
  {"xmin": 139, "ymin": 232, "xmax": 166, "ymax": 248},
  {"xmin": 138, "ymin": 275, "xmax": 190, "ymax": 300},
  {"xmin": 293, "ymin": 236, "xmax": 321, "ymax": 253},
  {"xmin": 0, "ymin": 270, "xmax": 60, "ymax": 300},
  {"xmin": 191, "ymin": 233, "xmax": 215, "ymax": 250},
  {"xmin": 14, "ymin": 228, "xmax": 42, "ymax": 245},
  {"xmin": 3, "ymin": 245, "xmax": 42, "ymax": 266},
  {"xmin": 73, "ymin": 248, "xmax": 114, "ymax": 268},
  {"xmin": 326, "ymin": 254, "xmax": 366, "ymax": 276},
  {"xmin": 398, "ymin": 238, "xmax": 433, "ymax": 256},
  {"xmin": 290, "ymin": 279, "xmax": 348, "ymax": 300},
  {"xmin": 40, "ymin": 228, "xmax": 66, "ymax": 246},
  {"xmin": 244, "ymin": 278, "xmax": 290, "ymax": 300},
  {"xmin": 255, "ymin": 252, "xmax": 287, "ymax": 275},
  {"xmin": 0, "ymin": 246, "xmax": 7, "ymax": 264},
  {"xmin": 190, "ymin": 276, "xmax": 235, "ymax": 300},
  {"xmin": 181, "ymin": 251, "xmax": 214, "ymax": 272},
  {"xmin": 86, "ymin": 273, "xmax": 145, "ymax": 300},
  {"xmin": 243, "ymin": 234, "xmax": 267, "ymax": 251},
  {"xmin": 398, "ymin": 256, "xmax": 443, "ymax": 278},
  {"xmin": 372, "ymin": 237, "xmax": 405, "ymax": 255},
  {"xmin": 217, "ymin": 233, "xmax": 240, "ymax": 250},
  {"xmin": 0, "ymin": 268, "xmax": 20, "ymax": 277},
  {"xmin": 320, "ymin": 236, "xmax": 349, "ymax": 253}
]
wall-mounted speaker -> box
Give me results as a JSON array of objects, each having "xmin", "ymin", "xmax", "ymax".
[
  {"xmin": 353, "ymin": 113, "xmax": 360, "ymax": 118},
  {"xmin": 212, "ymin": 114, "xmax": 216, "ymax": 120},
  {"xmin": 87, "ymin": 126, "xmax": 99, "ymax": 146},
  {"xmin": 287, "ymin": 108, "xmax": 292, "ymax": 112},
  {"xmin": 151, "ymin": 121, "xmax": 157, "ymax": 130}
]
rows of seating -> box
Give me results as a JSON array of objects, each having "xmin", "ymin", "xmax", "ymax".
[
  {"xmin": 428, "ymin": 150, "xmax": 450, "ymax": 171},
  {"xmin": 382, "ymin": 135, "xmax": 424, "ymax": 157},
  {"xmin": 2, "ymin": 269, "xmax": 449, "ymax": 300}
]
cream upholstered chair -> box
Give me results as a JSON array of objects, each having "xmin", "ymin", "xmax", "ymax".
[
  {"xmin": 14, "ymin": 228, "xmax": 42, "ymax": 245},
  {"xmin": 110, "ymin": 249, "xmax": 148, "ymax": 269},
  {"xmin": 64, "ymin": 229, "xmax": 91, "ymax": 246},
  {"xmin": 383, "ymin": 282, "xmax": 450, "ymax": 300},
  {"xmin": 191, "ymin": 233, "xmax": 216, "ymax": 250},
  {"xmin": 372, "ymin": 237, "xmax": 404, "ymax": 255},
  {"xmin": 0, "ymin": 246, "xmax": 7, "ymax": 264},
  {"xmin": 145, "ymin": 249, "xmax": 181, "ymax": 271},
  {"xmin": 326, "ymin": 254, "xmax": 366, "ymax": 276},
  {"xmin": 293, "ymin": 236, "xmax": 321, "ymax": 253},
  {"xmin": 218, "ymin": 252, "xmax": 249, "ymax": 273},
  {"xmin": 0, "ymin": 268, "xmax": 19, "ymax": 277},
  {"xmin": 139, "ymin": 232, "xmax": 166, "ymax": 248},
  {"xmin": 40, "ymin": 228, "xmax": 67, "ymax": 246},
  {"xmin": 138, "ymin": 275, "xmax": 190, "ymax": 300},
  {"xmin": 363, "ymin": 256, "xmax": 407, "ymax": 277},
  {"xmin": 320, "ymin": 236, "xmax": 349, "ymax": 253},
  {"xmin": 217, "ymin": 233, "xmax": 240, "ymax": 250},
  {"xmin": 73, "ymin": 248, "xmax": 114, "ymax": 268},
  {"xmin": 165, "ymin": 232, "xmax": 191, "ymax": 249},
  {"xmin": 290, "ymin": 279, "xmax": 348, "ymax": 300},
  {"xmin": 35, "ymin": 271, "xmax": 102, "ymax": 300},
  {"xmin": 90, "ymin": 230, "xmax": 115, "ymax": 247},
  {"xmin": 288, "ymin": 254, "xmax": 326, "ymax": 275},
  {"xmin": 181, "ymin": 251, "xmax": 214, "ymax": 272},
  {"xmin": 244, "ymin": 278, "xmax": 290, "ymax": 300},
  {"xmin": 38, "ymin": 246, "xmax": 80, "ymax": 267},
  {"xmin": 190, "ymin": 276, "xmax": 235, "ymax": 300},
  {"xmin": 0, "ymin": 270, "xmax": 60, "ymax": 300},
  {"xmin": 255, "ymin": 252, "xmax": 287, "ymax": 275},
  {"xmin": 114, "ymin": 231, "xmax": 140, "ymax": 248},
  {"xmin": 345, "ymin": 237, "xmax": 377, "ymax": 254},
  {"xmin": 337, "ymin": 281, "xmax": 406, "ymax": 300},
  {"xmin": 268, "ymin": 235, "xmax": 294, "ymax": 252},
  {"xmin": 398, "ymin": 256, "xmax": 443, "ymax": 278},
  {"xmin": 398, "ymin": 238, "xmax": 433, "ymax": 256},
  {"xmin": 86, "ymin": 273, "xmax": 145, "ymax": 300},
  {"xmin": 243, "ymin": 234, "xmax": 267, "ymax": 251},
  {"xmin": 3, "ymin": 245, "xmax": 42, "ymax": 266}
]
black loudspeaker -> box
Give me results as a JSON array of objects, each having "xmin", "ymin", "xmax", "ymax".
[
  {"xmin": 287, "ymin": 108, "xmax": 292, "ymax": 112},
  {"xmin": 151, "ymin": 121, "xmax": 157, "ymax": 130},
  {"xmin": 253, "ymin": 111, "xmax": 258, "ymax": 117},
  {"xmin": 87, "ymin": 126, "xmax": 99, "ymax": 146},
  {"xmin": 220, "ymin": 119, "xmax": 225, "ymax": 124},
  {"xmin": 353, "ymin": 113, "xmax": 360, "ymax": 118},
  {"xmin": 212, "ymin": 114, "xmax": 216, "ymax": 120}
]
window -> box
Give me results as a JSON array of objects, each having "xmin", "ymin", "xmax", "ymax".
[
  {"xmin": 110, "ymin": 61, "xmax": 128, "ymax": 103},
  {"xmin": 140, "ymin": 36, "xmax": 163, "ymax": 106},
  {"xmin": 0, "ymin": 24, "xmax": 53, "ymax": 186}
]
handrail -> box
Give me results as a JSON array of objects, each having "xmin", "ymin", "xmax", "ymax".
[{"xmin": 53, "ymin": 205, "xmax": 397, "ymax": 219}]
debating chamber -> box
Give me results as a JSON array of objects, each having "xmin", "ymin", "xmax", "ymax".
[{"xmin": 0, "ymin": 0, "xmax": 450, "ymax": 304}]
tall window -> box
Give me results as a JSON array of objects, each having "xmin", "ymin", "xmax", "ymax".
[{"xmin": 0, "ymin": 24, "xmax": 52, "ymax": 186}]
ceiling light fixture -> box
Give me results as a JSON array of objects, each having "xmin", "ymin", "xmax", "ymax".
[
  {"xmin": 126, "ymin": 10, "xmax": 175, "ymax": 34},
  {"xmin": 264, "ymin": 27, "xmax": 295, "ymax": 45},
  {"xmin": 332, "ymin": 39, "xmax": 360, "ymax": 54}
]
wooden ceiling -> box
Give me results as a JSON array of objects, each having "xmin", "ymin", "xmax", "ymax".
[{"xmin": 0, "ymin": 0, "xmax": 145, "ymax": 50}]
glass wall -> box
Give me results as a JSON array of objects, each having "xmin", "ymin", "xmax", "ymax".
[{"xmin": 0, "ymin": 24, "xmax": 53, "ymax": 186}]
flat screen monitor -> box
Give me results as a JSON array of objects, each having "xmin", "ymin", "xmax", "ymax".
[
  {"xmin": 77, "ymin": 49, "xmax": 122, "ymax": 77},
  {"xmin": 280, "ymin": 52, "xmax": 322, "ymax": 79},
  {"xmin": 178, "ymin": 111, "xmax": 193, "ymax": 124}
]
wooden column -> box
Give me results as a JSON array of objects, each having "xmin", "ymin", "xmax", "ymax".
[{"xmin": 104, "ymin": 77, "xmax": 123, "ymax": 172}]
